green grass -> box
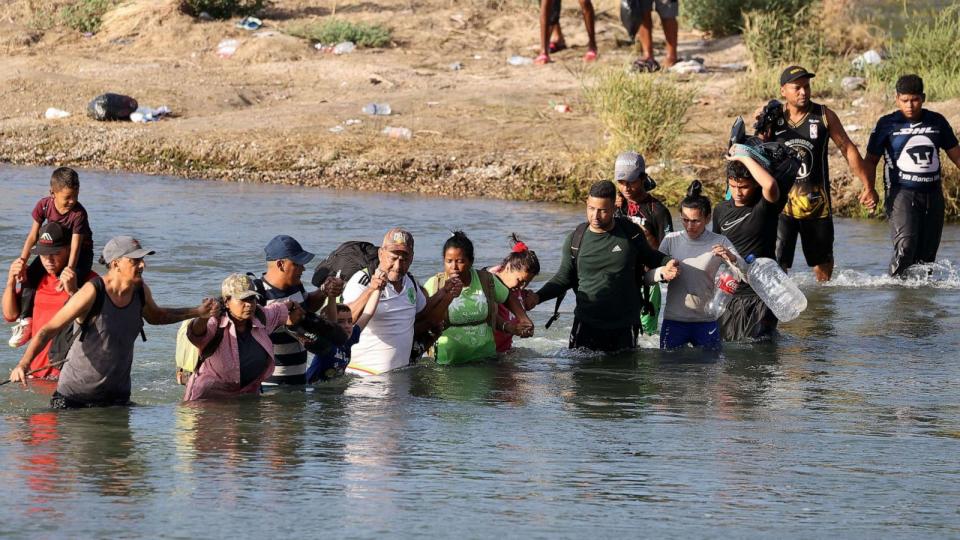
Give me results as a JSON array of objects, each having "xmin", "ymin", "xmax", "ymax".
[
  {"xmin": 738, "ymin": 3, "xmax": 851, "ymax": 100},
  {"xmin": 284, "ymin": 19, "xmax": 391, "ymax": 48},
  {"xmin": 681, "ymin": 0, "xmax": 814, "ymax": 37},
  {"xmin": 583, "ymin": 68, "xmax": 697, "ymax": 163},
  {"xmin": 59, "ymin": 0, "xmax": 118, "ymax": 33},
  {"xmin": 870, "ymin": 4, "xmax": 960, "ymax": 101}
]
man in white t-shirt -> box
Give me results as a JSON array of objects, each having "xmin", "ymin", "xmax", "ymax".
[{"xmin": 343, "ymin": 228, "xmax": 449, "ymax": 376}]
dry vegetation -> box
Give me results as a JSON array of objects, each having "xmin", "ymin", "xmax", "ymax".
[{"xmin": 0, "ymin": 0, "xmax": 958, "ymax": 218}]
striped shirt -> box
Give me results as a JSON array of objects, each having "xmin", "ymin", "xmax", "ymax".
[{"xmin": 257, "ymin": 277, "xmax": 308, "ymax": 385}]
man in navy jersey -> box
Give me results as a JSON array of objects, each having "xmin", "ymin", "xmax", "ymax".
[
  {"xmin": 864, "ymin": 74, "xmax": 960, "ymax": 276},
  {"xmin": 767, "ymin": 66, "xmax": 876, "ymax": 282}
]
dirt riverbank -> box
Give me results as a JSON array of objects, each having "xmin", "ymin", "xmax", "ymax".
[{"xmin": 1, "ymin": 0, "xmax": 957, "ymax": 213}]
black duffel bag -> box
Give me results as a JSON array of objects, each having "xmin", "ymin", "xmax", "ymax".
[{"xmin": 87, "ymin": 93, "xmax": 138, "ymax": 121}]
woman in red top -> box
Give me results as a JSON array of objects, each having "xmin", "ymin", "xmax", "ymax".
[{"xmin": 490, "ymin": 235, "xmax": 541, "ymax": 353}]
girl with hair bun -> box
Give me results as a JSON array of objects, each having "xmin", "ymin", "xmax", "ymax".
[
  {"xmin": 489, "ymin": 234, "xmax": 540, "ymax": 353},
  {"xmin": 647, "ymin": 180, "xmax": 745, "ymax": 351},
  {"xmin": 423, "ymin": 231, "xmax": 534, "ymax": 364}
]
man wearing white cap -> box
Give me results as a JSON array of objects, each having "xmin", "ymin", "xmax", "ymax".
[{"xmin": 8, "ymin": 235, "xmax": 219, "ymax": 408}]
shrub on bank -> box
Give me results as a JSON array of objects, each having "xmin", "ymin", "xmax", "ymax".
[
  {"xmin": 739, "ymin": 2, "xmax": 849, "ymax": 100},
  {"xmin": 682, "ymin": 0, "xmax": 813, "ymax": 37},
  {"xmin": 284, "ymin": 19, "xmax": 391, "ymax": 48},
  {"xmin": 180, "ymin": 0, "xmax": 267, "ymax": 19},
  {"xmin": 873, "ymin": 5, "xmax": 960, "ymax": 101},
  {"xmin": 583, "ymin": 68, "xmax": 696, "ymax": 162},
  {"xmin": 59, "ymin": 0, "xmax": 118, "ymax": 33}
]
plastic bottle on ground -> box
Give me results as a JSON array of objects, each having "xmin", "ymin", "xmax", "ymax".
[
  {"xmin": 705, "ymin": 262, "xmax": 739, "ymax": 318},
  {"xmin": 382, "ymin": 127, "xmax": 412, "ymax": 140},
  {"xmin": 362, "ymin": 103, "xmax": 392, "ymax": 116},
  {"xmin": 44, "ymin": 108, "xmax": 71, "ymax": 119},
  {"xmin": 507, "ymin": 55, "xmax": 533, "ymax": 66},
  {"xmin": 744, "ymin": 255, "xmax": 807, "ymax": 322}
]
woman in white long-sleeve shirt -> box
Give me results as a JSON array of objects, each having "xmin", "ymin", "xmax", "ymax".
[{"xmin": 648, "ymin": 180, "xmax": 745, "ymax": 350}]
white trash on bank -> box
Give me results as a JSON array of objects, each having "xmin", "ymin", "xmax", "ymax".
[
  {"xmin": 362, "ymin": 103, "xmax": 392, "ymax": 116},
  {"xmin": 852, "ymin": 49, "xmax": 882, "ymax": 69},
  {"xmin": 669, "ymin": 59, "xmax": 706, "ymax": 74},
  {"xmin": 382, "ymin": 126, "xmax": 412, "ymax": 140},
  {"xmin": 217, "ymin": 39, "xmax": 239, "ymax": 58},
  {"xmin": 130, "ymin": 105, "xmax": 171, "ymax": 123},
  {"xmin": 507, "ymin": 55, "xmax": 533, "ymax": 66},
  {"xmin": 333, "ymin": 41, "xmax": 356, "ymax": 55},
  {"xmin": 44, "ymin": 107, "xmax": 71, "ymax": 120}
]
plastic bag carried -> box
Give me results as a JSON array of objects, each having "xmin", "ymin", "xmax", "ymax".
[{"xmin": 87, "ymin": 93, "xmax": 138, "ymax": 121}]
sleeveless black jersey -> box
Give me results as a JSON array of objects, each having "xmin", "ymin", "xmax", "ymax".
[{"xmin": 775, "ymin": 103, "xmax": 831, "ymax": 219}]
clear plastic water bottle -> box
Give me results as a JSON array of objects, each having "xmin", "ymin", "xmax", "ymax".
[
  {"xmin": 507, "ymin": 55, "xmax": 533, "ymax": 66},
  {"xmin": 705, "ymin": 262, "xmax": 739, "ymax": 318},
  {"xmin": 745, "ymin": 255, "xmax": 807, "ymax": 322},
  {"xmin": 362, "ymin": 103, "xmax": 392, "ymax": 116}
]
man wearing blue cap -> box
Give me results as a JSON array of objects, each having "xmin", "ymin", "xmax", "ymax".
[{"xmin": 257, "ymin": 235, "xmax": 344, "ymax": 385}]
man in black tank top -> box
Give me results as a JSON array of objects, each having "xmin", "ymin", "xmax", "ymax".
[{"xmin": 768, "ymin": 66, "xmax": 877, "ymax": 282}]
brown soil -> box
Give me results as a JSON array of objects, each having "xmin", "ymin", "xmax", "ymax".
[{"xmin": 0, "ymin": 0, "xmax": 957, "ymax": 213}]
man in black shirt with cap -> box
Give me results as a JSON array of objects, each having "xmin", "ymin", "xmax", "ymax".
[{"xmin": 768, "ymin": 65, "xmax": 876, "ymax": 282}]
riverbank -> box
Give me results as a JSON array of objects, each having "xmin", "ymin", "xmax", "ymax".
[{"xmin": 1, "ymin": 0, "xmax": 958, "ymax": 214}]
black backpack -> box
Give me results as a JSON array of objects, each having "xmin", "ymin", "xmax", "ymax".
[
  {"xmin": 47, "ymin": 276, "xmax": 147, "ymax": 364},
  {"xmin": 311, "ymin": 241, "xmax": 381, "ymax": 287},
  {"xmin": 87, "ymin": 93, "xmax": 138, "ymax": 121}
]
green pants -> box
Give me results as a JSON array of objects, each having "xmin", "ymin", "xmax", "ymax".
[{"xmin": 639, "ymin": 284, "xmax": 661, "ymax": 335}]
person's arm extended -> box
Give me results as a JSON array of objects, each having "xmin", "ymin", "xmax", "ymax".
[
  {"xmin": 355, "ymin": 285, "xmax": 382, "ymax": 331},
  {"xmin": 533, "ymin": 233, "xmax": 575, "ymax": 305},
  {"xmin": 8, "ymin": 281, "xmax": 97, "ymax": 385},
  {"xmin": 19, "ymin": 220, "xmax": 41, "ymax": 262},
  {"xmin": 3, "ymin": 259, "xmax": 26, "ymax": 322},
  {"xmin": 142, "ymin": 283, "xmax": 217, "ymax": 325},
  {"xmin": 67, "ymin": 233, "xmax": 82, "ymax": 270},
  {"xmin": 947, "ymin": 145, "xmax": 960, "ymax": 169},
  {"xmin": 826, "ymin": 107, "xmax": 877, "ymax": 208}
]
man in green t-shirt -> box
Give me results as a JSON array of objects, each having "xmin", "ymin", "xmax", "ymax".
[{"xmin": 525, "ymin": 180, "xmax": 679, "ymax": 351}]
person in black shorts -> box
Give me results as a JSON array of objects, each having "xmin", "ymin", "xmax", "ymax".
[
  {"xmin": 712, "ymin": 146, "xmax": 787, "ymax": 341},
  {"xmin": 767, "ymin": 66, "xmax": 876, "ymax": 282},
  {"xmin": 863, "ymin": 74, "xmax": 960, "ymax": 276}
]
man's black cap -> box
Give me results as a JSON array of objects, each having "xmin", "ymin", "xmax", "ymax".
[
  {"xmin": 780, "ymin": 65, "xmax": 815, "ymax": 86},
  {"xmin": 34, "ymin": 222, "xmax": 69, "ymax": 255}
]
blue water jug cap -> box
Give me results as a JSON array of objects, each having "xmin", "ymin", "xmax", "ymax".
[{"xmin": 745, "ymin": 254, "xmax": 756, "ymax": 264}]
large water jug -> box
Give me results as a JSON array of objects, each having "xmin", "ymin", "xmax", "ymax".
[{"xmin": 745, "ymin": 255, "xmax": 807, "ymax": 322}]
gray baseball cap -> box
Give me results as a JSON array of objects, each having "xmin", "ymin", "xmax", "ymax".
[
  {"xmin": 101, "ymin": 236, "xmax": 155, "ymax": 265},
  {"xmin": 614, "ymin": 151, "xmax": 646, "ymax": 183}
]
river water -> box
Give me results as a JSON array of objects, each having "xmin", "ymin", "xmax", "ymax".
[{"xmin": 0, "ymin": 166, "xmax": 958, "ymax": 537}]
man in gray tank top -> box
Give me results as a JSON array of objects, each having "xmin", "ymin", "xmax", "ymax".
[{"xmin": 8, "ymin": 236, "xmax": 219, "ymax": 408}]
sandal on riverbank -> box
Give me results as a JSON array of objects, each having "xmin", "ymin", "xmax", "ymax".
[
  {"xmin": 535, "ymin": 53, "xmax": 551, "ymax": 65},
  {"xmin": 632, "ymin": 58, "xmax": 660, "ymax": 73},
  {"xmin": 549, "ymin": 40, "xmax": 567, "ymax": 53},
  {"xmin": 583, "ymin": 49, "xmax": 597, "ymax": 62}
]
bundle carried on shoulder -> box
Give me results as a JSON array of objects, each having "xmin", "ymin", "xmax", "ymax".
[{"xmin": 729, "ymin": 99, "xmax": 801, "ymax": 190}]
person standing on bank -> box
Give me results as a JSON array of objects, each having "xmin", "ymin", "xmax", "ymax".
[
  {"xmin": 770, "ymin": 66, "xmax": 876, "ymax": 282},
  {"xmin": 524, "ymin": 180, "xmax": 679, "ymax": 352},
  {"xmin": 257, "ymin": 235, "xmax": 344, "ymax": 386},
  {"xmin": 8, "ymin": 236, "xmax": 218, "ymax": 408},
  {"xmin": 864, "ymin": 74, "xmax": 960, "ymax": 276}
]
